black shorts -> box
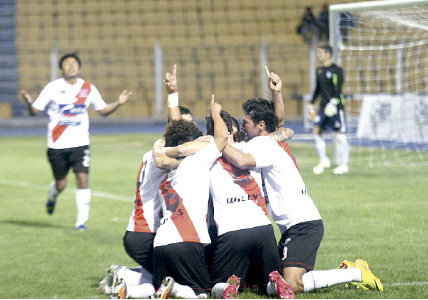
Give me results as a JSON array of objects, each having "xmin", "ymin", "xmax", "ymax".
[
  {"xmin": 47, "ymin": 145, "xmax": 90, "ymax": 180},
  {"xmin": 153, "ymin": 242, "xmax": 211, "ymax": 295},
  {"xmin": 210, "ymin": 225, "xmax": 281, "ymax": 287},
  {"xmin": 278, "ymin": 219, "xmax": 324, "ymax": 271},
  {"xmin": 314, "ymin": 108, "xmax": 346, "ymax": 133},
  {"xmin": 123, "ymin": 231, "xmax": 155, "ymax": 273}
]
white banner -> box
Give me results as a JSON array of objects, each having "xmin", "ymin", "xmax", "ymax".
[{"xmin": 357, "ymin": 94, "xmax": 428, "ymax": 143}]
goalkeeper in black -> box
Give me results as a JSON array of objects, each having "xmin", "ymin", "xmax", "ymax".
[{"xmin": 308, "ymin": 45, "xmax": 350, "ymax": 175}]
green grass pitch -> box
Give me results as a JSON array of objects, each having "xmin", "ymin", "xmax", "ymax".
[{"xmin": 0, "ymin": 133, "xmax": 427, "ymax": 298}]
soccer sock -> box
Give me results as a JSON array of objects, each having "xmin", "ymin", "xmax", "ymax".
[
  {"xmin": 314, "ymin": 135, "xmax": 327, "ymax": 158},
  {"xmin": 75, "ymin": 189, "xmax": 90, "ymax": 227},
  {"xmin": 171, "ymin": 282, "xmax": 197, "ymax": 299},
  {"xmin": 127, "ymin": 283, "xmax": 155, "ymax": 299},
  {"xmin": 302, "ymin": 268, "xmax": 362, "ymax": 292},
  {"xmin": 339, "ymin": 134, "xmax": 350, "ymax": 164},
  {"xmin": 128, "ymin": 266, "xmax": 153, "ymax": 285},
  {"xmin": 48, "ymin": 181, "xmax": 61, "ymax": 201},
  {"xmin": 211, "ymin": 283, "xmax": 227, "ymax": 299},
  {"xmin": 332, "ymin": 135, "xmax": 341, "ymax": 165}
]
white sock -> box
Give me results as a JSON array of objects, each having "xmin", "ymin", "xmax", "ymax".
[
  {"xmin": 75, "ymin": 189, "xmax": 90, "ymax": 227},
  {"xmin": 337, "ymin": 134, "xmax": 350, "ymax": 165},
  {"xmin": 171, "ymin": 282, "xmax": 198, "ymax": 299},
  {"xmin": 127, "ymin": 283, "xmax": 155, "ymax": 299},
  {"xmin": 332, "ymin": 135, "xmax": 341, "ymax": 165},
  {"xmin": 302, "ymin": 268, "xmax": 362, "ymax": 292},
  {"xmin": 266, "ymin": 281, "xmax": 275, "ymax": 296},
  {"xmin": 48, "ymin": 181, "xmax": 60, "ymax": 200},
  {"xmin": 211, "ymin": 282, "xmax": 227, "ymax": 299},
  {"xmin": 314, "ymin": 135, "xmax": 326, "ymax": 158}
]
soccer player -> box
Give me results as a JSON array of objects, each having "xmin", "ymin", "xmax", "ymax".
[
  {"xmin": 151, "ymin": 96, "xmax": 228, "ymax": 299},
  {"xmin": 222, "ymin": 98, "xmax": 383, "ymax": 294},
  {"xmin": 20, "ymin": 53, "xmax": 132, "ymax": 231},
  {"xmin": 98, "ymin": 64, "xmax": 192, "ymax": 299},
  {"xmin": 308, "ymin": 45, "xmax": 350, "ymax": 175}
]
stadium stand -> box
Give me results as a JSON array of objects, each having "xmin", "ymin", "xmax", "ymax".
[{"xmin": 10, "ymin": 0, "xmax": 361, "ymax": 120}]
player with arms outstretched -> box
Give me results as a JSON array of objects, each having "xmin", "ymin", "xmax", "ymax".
[{"xmin": 20, "ymin": 53, "xmax": 132, "ymax": 230}]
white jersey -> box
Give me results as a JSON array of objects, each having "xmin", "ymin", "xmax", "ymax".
[
  {"xmin": 32, "ymin": 78, "xmax": 107, "ymax": 149},
  {"xmin": 126, "ymin": 150, "xmax": 166, "ymax": 233},
  {"xmin": 154, "ymin": 139, "xmax": 221, "ymax": 248},
  {"xmin": 242, "ymin": 136, "xmax": 322, "ymax": 232},
  {"xmin": 209, "ymin": 154, "xmax": 271, "ymax": 236}
]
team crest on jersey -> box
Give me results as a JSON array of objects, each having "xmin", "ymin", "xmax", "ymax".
[
  {"xmin": 326, "ymin": 71, "xmax": 332, "ymax": 78},
  {"xmin": 77, "ymin": 88, "xmax": 90, "ymax": 98},
  {"xmin": 59, "ymin": 103, "xmax": 86, "ymax": 116}
]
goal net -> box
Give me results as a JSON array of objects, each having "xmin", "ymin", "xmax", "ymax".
[{"xmin": 329, "ymin": 0, "xmax": 428, "ymax": 167}]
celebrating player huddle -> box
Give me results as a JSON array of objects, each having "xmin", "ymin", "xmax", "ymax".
[{"xmin": 94, "ymin": 65, "xmax": 383, "ymax": 299}]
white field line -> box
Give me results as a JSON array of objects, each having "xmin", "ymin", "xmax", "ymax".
[
  {"xmin": 384, "ymin": 281, "xmax": 428, "ymax": 287},
  {"xmin": 0, "ymin": 179, "xmax": 131, "ymax": 202}
]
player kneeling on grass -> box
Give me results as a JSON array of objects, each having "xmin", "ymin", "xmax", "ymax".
[{"xmin": 222, "ymin": 98, "xmax": 383, "ymax": 294}]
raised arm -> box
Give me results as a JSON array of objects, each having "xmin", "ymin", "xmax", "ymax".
[
  {"xmin": 210, "ymin": 95, "xmax": 228, "ymax": 152},
  {"xmin": 20, "ymin": 89, "xmax": 40, "ymax": 116},
  {"xmin": 164, "ymin": 139, "xmax": 209, "ymax": 158},
  {"xmin": 164, "ymin": 64, "xmax": 181, "ymax": 121},
  {"xmin": 97, "ymin": 90, "xmax": 132, "ymax": 116},
  {"xmin": 265, "ymin": 66, "xmax": 284, "ymax": 128}
]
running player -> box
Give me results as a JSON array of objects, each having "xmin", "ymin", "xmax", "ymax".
[
  {"xmin": 308, "ymin": 45, "xmax": 350, "ymax": 175},
  {"xmin": 20, "ymin": 53, "xmax": 132, "ymax": 231}
]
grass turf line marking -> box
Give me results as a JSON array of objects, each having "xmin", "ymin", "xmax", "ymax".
[
  {"xmin": 384, "ymin": 281, "xmax": 428, "ymax": 287},
  {"xmin": 0, "ymin": 179, "xmax": 130, "ymax": 202}
]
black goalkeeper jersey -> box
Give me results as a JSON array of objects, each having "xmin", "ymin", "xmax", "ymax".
[{"xmin": 311, "ymin": 63, "xmax": 344, "ymax": 110}]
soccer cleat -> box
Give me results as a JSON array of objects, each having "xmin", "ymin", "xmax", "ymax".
[
  {"xmin": 114, "ymin": 279, "xmax": 128, "ymax": 299},
  {"xmin": 268, "ymin": 271, "xmax": 295, "ymax": 299},
  {"xmin": 313, "ymin": 157, "xmax": 331, "ymax": 174},
  {"xmin": 354, "ymin": 259, "xmax": 384, "ymax": 292},
  {"xmin": 152, "ymin": 276, "xmax": 175, "ymax": 299},
  {"xmin": 46, "ymin": 197, "xmax": 57, "ymax": 215},
  {"xmin": 223, "ymin": 275, "xmax": 240, "ymax": 299},
  {"xmin": 76, "ymin": 224, "xmax": 86, "ymax": 231},
  {"xmin": 333, "ymin": 164, "xmax": 349, "ymax": 174}
]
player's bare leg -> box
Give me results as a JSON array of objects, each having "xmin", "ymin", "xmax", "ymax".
[{"xmin": 46, "ymin": 177, "xmax": 66, "ymax": 215}]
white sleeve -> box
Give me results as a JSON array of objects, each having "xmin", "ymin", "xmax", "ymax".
[
  {"xmin": 181, "ymin": 138, "xmax": 221, "ymax": 170},
  {"xmin": 245, "ymin": 136, "xmax": 277, "ymax": 169},
  {"xmin": 89, "ymin": 84, "xmax": 107, "ymax": 111},
  {"xmin": 32, "ymin": 85, "xmax": 52, "ymax": 111}
]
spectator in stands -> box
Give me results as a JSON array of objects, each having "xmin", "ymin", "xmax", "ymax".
[
  {"xmin": 317, "ymin": 3, "xmax": 329, "ymax": 42},
  {"xmin": 296, "ymin": 7, "xmax": 318, "ymax": 43},
  {"xmin": 340, "ymin": 12, "xmax": 354, "ymax": 43}
]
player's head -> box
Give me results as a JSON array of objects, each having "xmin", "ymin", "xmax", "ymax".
[
  {"xmin": 205, "ymin": 110, "xmax": 234, "ymax": 136},
  {"xmin": 164, "ymin": 120, "xmax": 203, "ymax": 147},
  {"xmin": 316, "ymin": 45, "xmax": 333, "ymax": 63},
  {"xmin": 230, "ymin": 116, "xmax": 240, "ymax": 135},
  {"xmin": 179, "ymin": 106, "xmax": 194, "ymax": 122},
  {"xmin": 241, "ymin": 98, "xmax": 277, "ymax": 140},
  {"xmin": 59, "ymin": 53, "xmax": 81, "ymax": 79}
]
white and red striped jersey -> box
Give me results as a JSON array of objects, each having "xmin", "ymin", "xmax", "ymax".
[
  {"xmin": 153, "ymin": 139, "xmax": 221, "ymax": 248},
  {"xmin": 241, "ymin": 136, "xmax": 322, "ymax": 232},
  {"xmin": 126, "ymin": 150, "xmax": 166, "ymax": 233},
  {"xmin": 209, "ymin": 155, "xmax": 271, "ymax": 236},
  {"xmin": 32, "ymin": 78, "xmax": 107, "ymax": 149}
]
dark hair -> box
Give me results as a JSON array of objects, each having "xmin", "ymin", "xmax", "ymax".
[
  {"xmin": 59, "ymin": 53, "xmax": 81, "ymax": 69},
  {"xmin": 205, "ymin": 110, "xmax": 233, "ymax": 136},
  {"xmin": 230, "ymin": 116, "xmax": 240, "ymax": 132},
  {"xmin": 167, "ymin": 106, "xmax": 193, "ymax": 123},
  {"xmin": 179, "ymin": 106, "xmax": 193, "ymax": 117},
  {"xmin": 318, "ymin": 45, "xmax": 333, "ymax": 56},
  {"xmin": 242, "ymin": 98, "xmax": 278, "ymax": 133},
  {"xmin": 163, "ymin": 120, "xmax": 203, "ymax": 147}
]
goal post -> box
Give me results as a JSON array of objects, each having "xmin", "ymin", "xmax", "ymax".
[{"xmin": 327, "ymin": 0, "xmax": 428, "ymax": 167}]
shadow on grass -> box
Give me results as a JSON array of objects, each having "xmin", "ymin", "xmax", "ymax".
[{"xmin": 0, "ymin": 219, "xmax": 68, "ymax": 229}]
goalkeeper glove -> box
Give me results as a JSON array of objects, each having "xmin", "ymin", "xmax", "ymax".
[{"xmin": 324, "ymin": 98, "xmax": 339, "ymax": 117}]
